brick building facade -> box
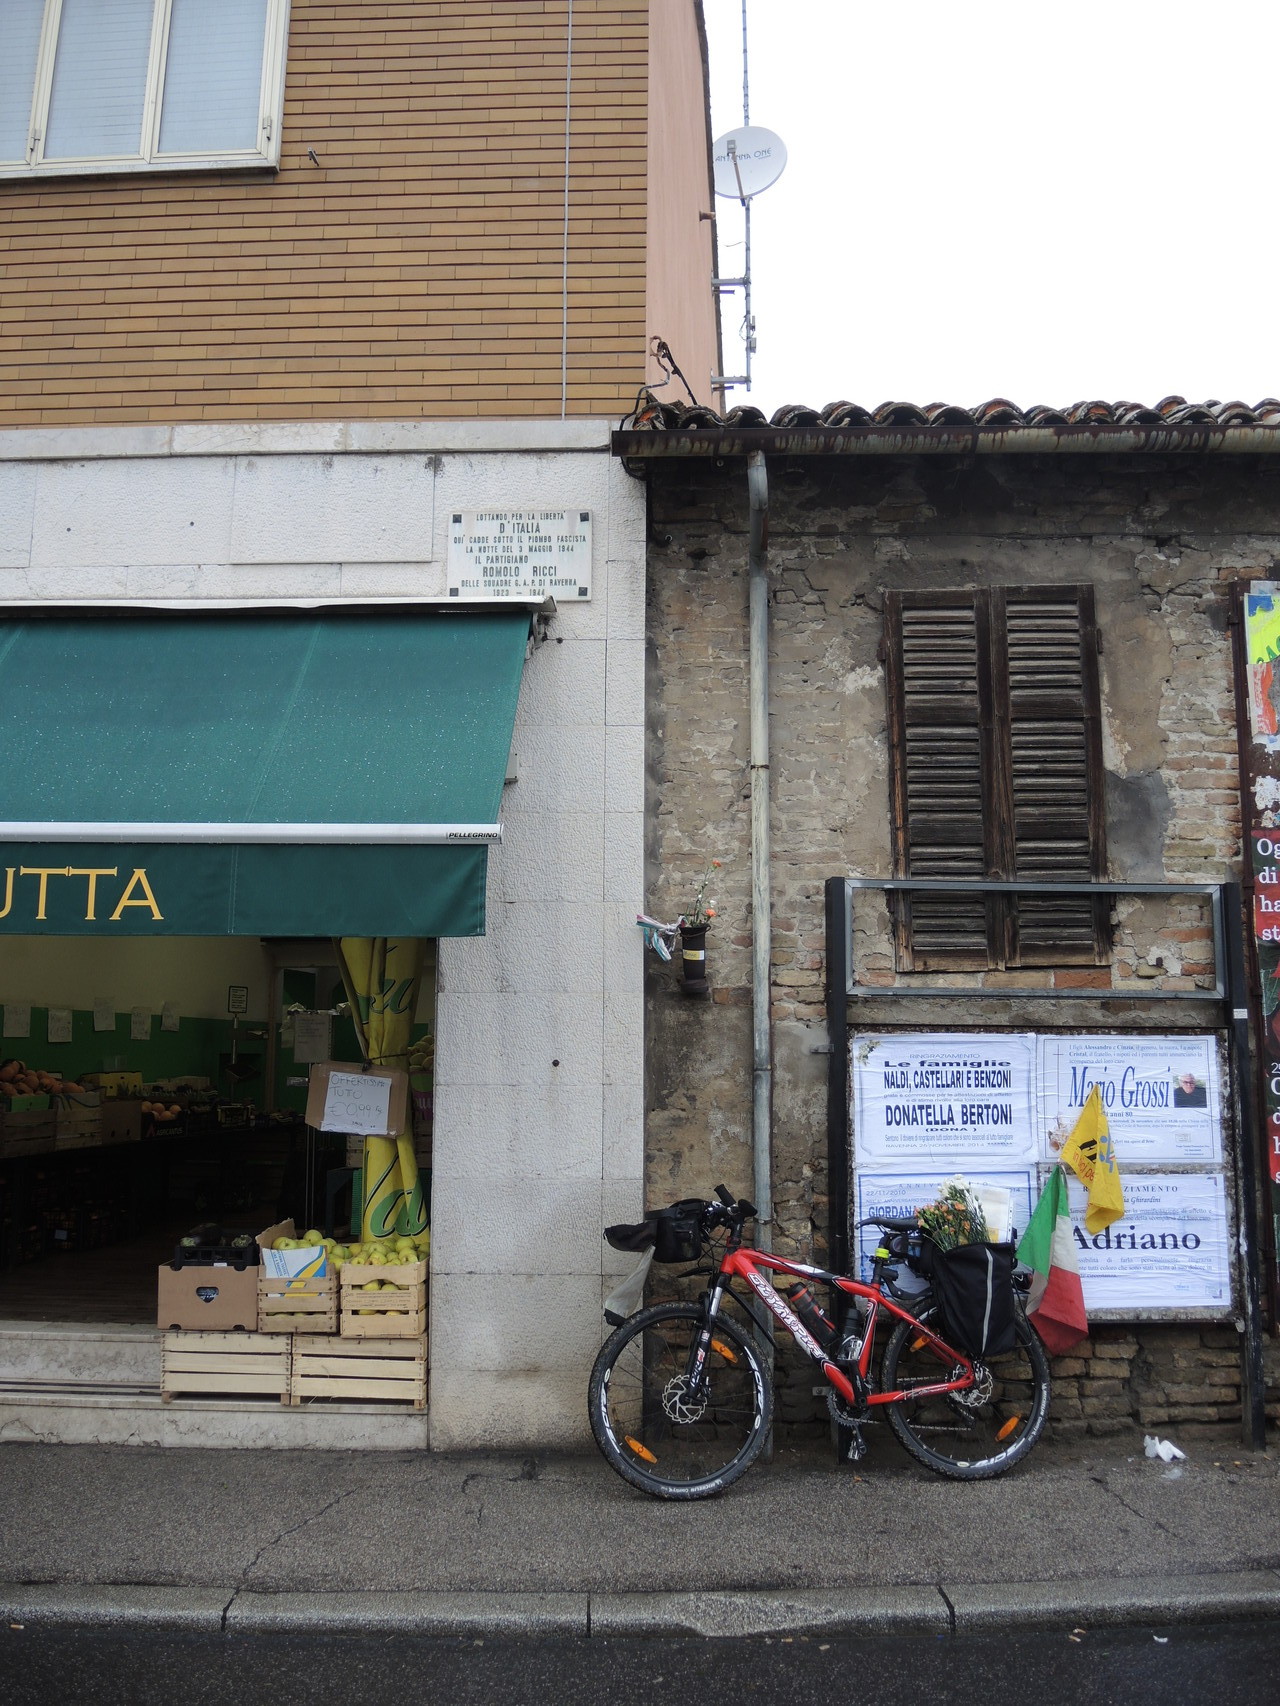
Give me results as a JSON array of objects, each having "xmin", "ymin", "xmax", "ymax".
[
  {"xmin": 625, "ymin": 402, "xmax": 1280, "ymax": 1440},
  {"xmin": 0, "ymin": 0, "xmax": 720, "ymax": 424}
]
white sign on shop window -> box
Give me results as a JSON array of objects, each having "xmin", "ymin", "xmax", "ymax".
[
  {"xmin": 447, "ymin": 510, "xmax": 592, "ymax": 601},
  {"xmin": 851, "ymin": 1033, "xmax": 1037, "ymax": 1165}
]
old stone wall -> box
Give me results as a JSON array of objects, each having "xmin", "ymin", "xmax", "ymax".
[{"xmin": 641, "ymin": 449, "xmax": 1280, "ymax": 1440}]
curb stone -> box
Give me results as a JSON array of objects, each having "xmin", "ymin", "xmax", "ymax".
[
  {"xmin": 0, "ymin": 1586, "xmax": 228, "ymax": 1631},
  {"xmin": 947, "ymin": 1571, "xmax": 1280, "ymax": 1633},
  {"xmin": 2, "ymin": 1575, "xmax": 1279, "ymax": 1639},
  {"xmin": 227, "ymin": 1591, "xmax": 588, "ymax": 1637},
  {"xmin": 590, "ymin": 1588, "xmax": 947, "ymax": 1638}
]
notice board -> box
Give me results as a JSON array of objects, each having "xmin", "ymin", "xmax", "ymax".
[{"xmin": 850, "ymin": 1031, "xmax": 1236, "ymax": 1318}]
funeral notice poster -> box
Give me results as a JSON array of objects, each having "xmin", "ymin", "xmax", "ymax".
[
  {"xmin": 853, "ymin": 1169, "xmax": 1035, "ymax": 1284},
  {"xmin": 1063, "ymin": 1171, "xmax": 1232, "ymax": 1311},
  {"xmin": 851, "ymin": 1033, "xmax": 1037, "ymax": 1165},
  {"xmin": 1037, "ymin": 1033, "xmax": 1223, "ymax": 1165}
]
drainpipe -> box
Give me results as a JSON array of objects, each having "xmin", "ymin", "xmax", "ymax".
[{"xmin": 747, "ymin": 449, "xmax": 772, "ymax": 1245}]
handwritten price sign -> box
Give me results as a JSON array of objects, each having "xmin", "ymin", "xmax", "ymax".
[{"xmin": 320, "ymin": 1070, "xmax": 394, "ymax": 1136}]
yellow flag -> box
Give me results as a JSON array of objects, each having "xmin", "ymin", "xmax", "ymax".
[{"xmin": 1059, "ymin": 1083, "xmax": 1124, "ymax": 1235}]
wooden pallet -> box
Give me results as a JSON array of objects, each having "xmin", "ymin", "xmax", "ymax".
[
  {"xmin": 161, "ymin": 1331, "xmax": 291, "ymax": 1403},
  {"xmin": 258, "ymin": 1271, "xmax": 338, "ymax": 1334},
  {"xmin": 289, "ymin": 1335, "xmax": 427, "ymax": 1407},
  {"xmin": 340, "ymin": 1256, "xmax": 427, "ymax": 1338}
]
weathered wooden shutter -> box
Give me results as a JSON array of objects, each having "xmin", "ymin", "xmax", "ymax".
[
  {"xmin": 996, "ymin": 586, "xmax": 1107, "ymax": 964},
  {"xmin": 885, "ymin": 586, "xmax": 1106, "ymax": 971},
  {"xmin": 884, "ymin": 591, "xmax": 996, "ymax": 967}
]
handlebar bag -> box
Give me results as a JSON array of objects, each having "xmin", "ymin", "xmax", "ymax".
[
  {"xmin": 604, "ymin": 1217, "xmax": 658, "ymax": 1253},
  {"xmin": 605, "ymin": 1199, "xmax": 707, "ymax": 1263},
  {"xmin": 918, "ymin": 1240, "xmax": 1018, "ymax": 1359},
  {"xmin": 652, "ymin": 1199, "xmax": 706, "ymax": 1263}
]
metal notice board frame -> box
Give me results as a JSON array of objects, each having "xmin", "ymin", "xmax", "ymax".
[{"xmin": 823, "ymin": 876, "xmax": 1267, "ymax": 1449}]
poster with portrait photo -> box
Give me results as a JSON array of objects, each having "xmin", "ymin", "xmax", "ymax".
[
  {"xmin": 1036, "ymin": 1034, "xmax": 1223, "ymax": 1165},
  {"xmin": 851, "ymin": 1033, "xmax": 1037, "ymax": 1166}
]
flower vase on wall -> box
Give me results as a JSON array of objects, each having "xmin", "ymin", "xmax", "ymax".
[{"xmin": 678, "ymin": 923, "xmax": 711, "ymax": 999}]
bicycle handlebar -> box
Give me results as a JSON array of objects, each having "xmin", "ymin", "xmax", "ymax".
[{"xmin": 707, "ymin": 1187, "xmax": 756, "ymax": 1231}]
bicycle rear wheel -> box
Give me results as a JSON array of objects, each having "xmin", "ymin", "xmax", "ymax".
[
  {"xmin": 881, "ymin": 1303, "xmax": 1050, "ymax": 1480},
  {"xmin": 588, "ymin": 1301, "xmax": 771, "ymax": 1499}
]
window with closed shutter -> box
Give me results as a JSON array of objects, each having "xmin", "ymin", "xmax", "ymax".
[{"xmin": 884, "ymin": 586, "xmax": 1107, "ymax": 971}]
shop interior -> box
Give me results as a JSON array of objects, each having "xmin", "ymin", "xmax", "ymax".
[{"xmin": 0, "ymin": 936, "xmax": 435, "ymax": 1327}]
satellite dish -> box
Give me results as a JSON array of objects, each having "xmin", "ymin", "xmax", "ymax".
[{"xmin": 712, "ymin": 125, "xmax": 787, "ymax": 200}]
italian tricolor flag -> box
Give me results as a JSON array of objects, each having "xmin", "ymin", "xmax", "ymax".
[{"xmin": 1016, "ymin": 1165, "xmax": 1088, "ymax": 1355}]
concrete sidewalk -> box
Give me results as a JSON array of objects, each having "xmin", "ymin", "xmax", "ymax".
[{"xmin": 3, "ymin": 1430, "xmax": 1278, "ymax": 1638}]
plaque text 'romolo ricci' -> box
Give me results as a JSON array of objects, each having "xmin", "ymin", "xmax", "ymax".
[{"xmin": 447, "ymin": 509, "xmax": 592, "ymax": 601}]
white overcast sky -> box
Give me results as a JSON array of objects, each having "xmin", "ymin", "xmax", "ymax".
[{"xmin": 702, "ymin": 1, "xmax": 1279, "ymax": 415}]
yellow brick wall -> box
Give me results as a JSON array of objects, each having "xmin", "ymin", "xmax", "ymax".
[{"xmin": 0, "ymin": 0, "xmax": 656, "ymax": 424}]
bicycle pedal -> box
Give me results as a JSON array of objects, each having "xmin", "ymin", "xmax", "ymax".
[{"xmin": 844, "ymin": 1428, "xmax": 867, "ymax": 1464}]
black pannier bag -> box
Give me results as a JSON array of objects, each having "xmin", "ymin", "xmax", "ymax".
[
  {"xmin": 604, "ymin": 1199, "xmax": 706, "ymax": 1264},
  {"xmin": 917, "ymin": 1240, "xmax": 1018, "ymax": 1359}
]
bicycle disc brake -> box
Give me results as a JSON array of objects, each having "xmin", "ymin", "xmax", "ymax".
[
  {"xmin": 948, "ymin": 1362, "xmax": 994, "ymax": 1411},
  {"xmin": 662, "ymin": 1373, "xmax": 708, "ymax": 1425}
]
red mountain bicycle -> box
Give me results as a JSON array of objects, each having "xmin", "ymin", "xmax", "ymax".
[{"xmin": 589, "ymin": 1187, "xmax": 1050, "ymax": 1499}]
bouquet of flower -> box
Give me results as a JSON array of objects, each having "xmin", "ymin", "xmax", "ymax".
[
  {"xmin": 916, "ymin": 1177, "xmax": 990, "ymax": 1251},
  {"xmin": 682, "ymin": 859, "xmax": 722, "ymax": 930}
]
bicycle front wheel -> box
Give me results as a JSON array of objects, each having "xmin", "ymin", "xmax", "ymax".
[
  {"xmin": 588, "ymin": 1301, "xmax": 771, "ymax": 1499},
  {"xmin": 881, "ymin": 1303, "xmax": 1050, "ymax": 1480}
]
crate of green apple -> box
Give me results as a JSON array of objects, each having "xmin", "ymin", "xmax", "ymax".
[{"xmin": 265, "ymin": 1230, "xmax": 430, "ymax": 1338}]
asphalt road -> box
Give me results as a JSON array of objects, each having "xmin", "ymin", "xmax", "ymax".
[{"xmin": 3, "ymin": 1621, "xmax": 1279, "ymax": 1706}]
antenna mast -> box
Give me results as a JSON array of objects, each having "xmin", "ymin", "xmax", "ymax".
[{"xmin": 712, "ymin": 2, "xmax": 785, "ymax": 395}]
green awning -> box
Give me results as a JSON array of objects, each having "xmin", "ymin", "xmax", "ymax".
[{"xmin": 0, "ymin": 606, "xmax": 531, "ymax": 936}]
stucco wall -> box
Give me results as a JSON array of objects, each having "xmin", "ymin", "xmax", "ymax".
[
  {"xmin": 642, "ymin": 450, "xmax": 1274, "ymax": 1438},
  {"xmin": 0, "ymin": 418, "xmax": 647, "ymax": 1448},
  {"xmin": 646, "ymin": 0, "xmax": 720, "ymax": 408}
]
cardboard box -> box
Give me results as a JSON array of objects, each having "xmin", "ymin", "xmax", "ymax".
[
  {"xmin": 157, "ymin": 1262, "xmax": 259, "ymax": 1331},
  {"xmin": 82, "ymin": 1071, "xmax": 143, "ymax": 1098},
  {"xmin": 305, "ymin": 1061, "xmax": 409, "ymax": 1136},
  {"xmin": 102, "ymin": 1102, "xmax": 142, "ymax": 1146}
]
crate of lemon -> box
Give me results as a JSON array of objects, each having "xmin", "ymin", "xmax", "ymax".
[{"xmin": 339, "ymin": 1235, "xmax": 429, "ymax": 1340}]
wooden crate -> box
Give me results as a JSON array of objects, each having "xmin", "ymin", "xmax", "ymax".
[
  {"xmin": 161, "ymin": 1331, "xmax": 291, "ymax": 1403},
  {"xmin": 289, "ymin": 1335, "xmax": 427, "ymax": 1407},
  {"xmin": 340, "ymin": 1256, "xmax": 427, "ymax": 1338},
  {"xmin": 0, "ymin": 1111, "xmax": 56, "ymax": 1158},
  {"xmin": 55, "ymin": 1111, "xmax": 102, "ymax": 1151},
  {"xmin": 258, "ymin": 1271, "xmax": 338, "ymax": 1334}
]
